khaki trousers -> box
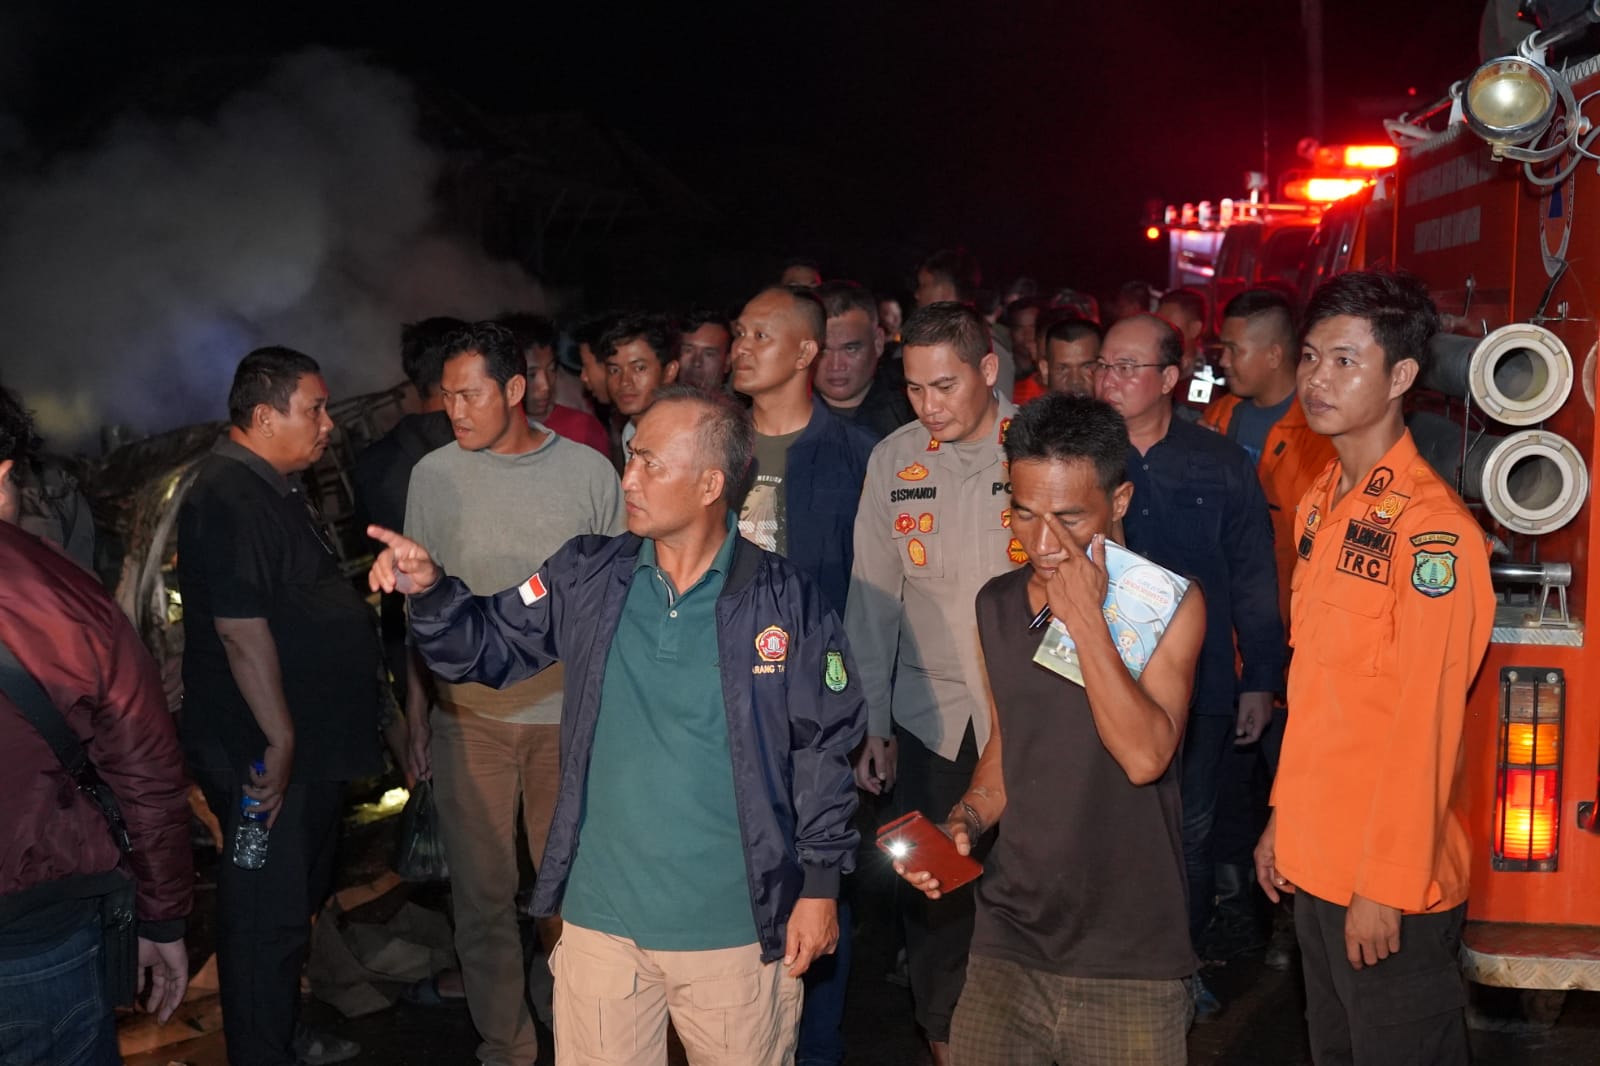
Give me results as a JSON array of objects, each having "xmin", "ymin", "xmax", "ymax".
[
  {"xmin": 431, "ymin": 707, "xmax": 562, "ymax": 1066},
  {"xmin": 551, "ymin": 922, "xmax": 803, "ymax": 1066}
]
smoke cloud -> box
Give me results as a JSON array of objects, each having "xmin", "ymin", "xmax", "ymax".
[{"xmin": 0, "ymin": 48, "xmax": 544, "ymax": 448}]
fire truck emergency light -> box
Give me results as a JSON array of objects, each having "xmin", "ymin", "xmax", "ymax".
[
  {"xmin": 1492, "ymin": 668, "xmax": 1564, "ymax": 872},
  {"xmin": 1309, "ymin": 144, "xmax": 1399, "ymax": 170},
  {"xmin": 1145, "ymin": 226, "xmax": 1161, "ymax": 241},
  {"xmin": 1283, "ymin": 176, "xmax": 1369, "ymax": 203},
  {"xmin": 1461, "ymin": 56, "xmax": 1578, "ymax": 162}
]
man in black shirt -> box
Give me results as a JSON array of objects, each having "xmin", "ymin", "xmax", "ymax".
[
  {"xmin": 179, "ymin": 347, "xmax": 382, "ymax": 1066},
  {"xmin": 896, "ymin": 395, "xmax": 1203, "ymax": 1066}
]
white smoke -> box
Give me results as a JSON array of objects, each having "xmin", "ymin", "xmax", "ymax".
[{"xmin": 0, "ymin": 48, "xmax": 545, "ymax": 447}]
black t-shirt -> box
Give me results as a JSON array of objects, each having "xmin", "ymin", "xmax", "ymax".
[
  {"xmin": 177, "ymin": 439, "xmax": 381, "ymax": 781},
  {"xmin": 970, "ymin": 567, "xmax": 1195, "ymax": 980}
]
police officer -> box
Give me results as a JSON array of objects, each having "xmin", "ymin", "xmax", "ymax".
[{"xmin": 845, "ymin": 301, "xmax": 1021, "ymax": 1066}]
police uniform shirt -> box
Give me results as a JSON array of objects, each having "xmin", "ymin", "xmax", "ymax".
[{"xmin": 844, "ymin": 400, "xmax": 1022, "ymax": 760}]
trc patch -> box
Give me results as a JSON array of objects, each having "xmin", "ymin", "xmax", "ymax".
[
  {"xmin": 1411, "ymin": 549, "xmax": 1458, "ymax": 598},
  {"xmin": 755, "ymin": 625, "xmax": 790, "ymax": 662},
  {"xmin": 824, "ymin": 650, "xmax": 848, "ymax": 693},
  {"xmin": 1363, "ymin": 466, "xmax": 1394, "ymax": 496},
  {"xmin": 1337, "ymin": 547, "xmax": 1391, "ymax": 584},
  {"xmin": 1343, "ymin": 519, "xmax": 1395, "ymax": 557}
]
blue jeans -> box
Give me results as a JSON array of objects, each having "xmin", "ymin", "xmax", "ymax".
[
  {"xmin": 0, "ymin": 918, "xmax": 121, "ymax": 1066},
  {"xmin": 1180, "ymin": 714, "xmax": 1236, "ymax": 946}
]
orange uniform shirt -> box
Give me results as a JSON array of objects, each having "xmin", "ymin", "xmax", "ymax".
[
  {"xmin": 1273, "ymin": 430, "xmax": 1493, "ymax": 913},
  {"xmin": 1200, "ymin": 392, "xmax": 1337, "ymax": 630}
]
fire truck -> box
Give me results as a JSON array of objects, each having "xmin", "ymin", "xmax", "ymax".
[{"xmin": 1374, "ymin": 7, "xmax": 1600, "ymax": 995}]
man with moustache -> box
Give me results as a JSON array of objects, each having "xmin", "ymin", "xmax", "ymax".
[
  {"xmin": 368, "ymin": 388, "xmax": 864, "ymax": 1066},
  {"xmin": 178, "ymin": 348, "xmax": 381, "ymax": 1065},
  {"xmin": 845, "ymin": 302, "xmax": 1022, "ymax": 1065},
  {"xmin": 1095, "ymin": 312, "xmax": 1283, "ymax": 1019},
  {"xmin": 497, "ymin": 312, "xmax": 610, "ymax": 458},
  {"xmin": 816, "ymin": 281, "xmax": 915, "ymax": 440},
  {"xmin": 1043, "ymin": 317, "xmax": 1104, "ymax": 399},
  {"xmin": 896, "ymin": 394, "xmax": 1203, "ymax": 1065},
  {"xmin": 677, "ymin": 308, "xmax": 734, "ymax": 393},
  {"xmin": 403, "ymin": 322, "xmax": 622, "ymax": 1066}
]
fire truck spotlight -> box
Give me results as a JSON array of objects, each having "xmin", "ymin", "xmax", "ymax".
[
  {"xmin": 1478, "ymin": 429, "xmax": 1587, "ymax": 536},
  {"xmin": 1462, "ymin": 57, "xmax": 1559, "ymax": 155},
  {"xmin": 1468, "ymin": 323, "xmax": 1574, "ymax": 426}
]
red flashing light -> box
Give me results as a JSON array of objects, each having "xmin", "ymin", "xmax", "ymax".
[
  {"xmin": 1145, "ymin": 225, "xmax": 1162, "ymax": 241},
  {"xmin": 1342, "ymin": 144, "xmax": 1399, "ymax": 169},
  {"xmin": 1492, "ymin": 669, "xmax": 1563, "ymax": 872},
  {"xmin": 1284, "ymin": 176, "xmax": 1369, "ymax": 203},
  {"xmin": 1496, "ymin": 768, "xmax": 1559, "ymax": 862}
]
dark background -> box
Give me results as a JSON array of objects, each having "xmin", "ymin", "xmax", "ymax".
[{"xmin": 3, "ymin": 0, "xmax": 1485, "ymax": 305}]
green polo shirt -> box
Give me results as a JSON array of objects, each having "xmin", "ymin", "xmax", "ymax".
[{"xmin": 560, "ymin": 521, "xmax": 756, "ymax": 949}]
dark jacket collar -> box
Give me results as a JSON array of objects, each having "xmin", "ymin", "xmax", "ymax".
[{"xmin": 213, "ymin": 437, "xmax": 294, "ymax": 497}]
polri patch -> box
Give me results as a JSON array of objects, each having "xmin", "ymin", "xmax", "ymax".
[
  {"xmin": 518, "ymin": 573, "xmax": 548, "ymax": 606},
  {"xmin": 1411, "ymin": 549, "xmax": 1458, "ymax": 598},
  {"xmin": 824, "ymin": 650, "xmax": 848, "ymax": 692}
]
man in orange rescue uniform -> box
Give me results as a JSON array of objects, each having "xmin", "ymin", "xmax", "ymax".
[{"xmin": 1255, "ymin": 271, "xmax": 1493, "ymax": 1065}]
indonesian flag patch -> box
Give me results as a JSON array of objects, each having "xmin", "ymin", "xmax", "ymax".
[{"xmin": 518, "ymin": 573, "xmax": 548, "ymax": 606}]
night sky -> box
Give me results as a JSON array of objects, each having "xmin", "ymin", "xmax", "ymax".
[{"xmin": 6, "ymin": 0, "xmax": 1484, "ymax": 301}]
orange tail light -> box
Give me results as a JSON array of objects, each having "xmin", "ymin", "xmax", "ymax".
[{"xmin": 1493, "ymin": 668, "xmax": 1563, "ymax": 871}]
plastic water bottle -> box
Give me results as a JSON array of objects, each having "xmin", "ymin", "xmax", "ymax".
[{"xmin": 232, "ymin": 761, "xmax": 271, "ymax": 870}]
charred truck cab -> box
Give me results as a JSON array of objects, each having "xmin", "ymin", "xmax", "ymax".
[{"xmin": 1379, "ymin": 2, "xmax": 1600, "ymax": 994}]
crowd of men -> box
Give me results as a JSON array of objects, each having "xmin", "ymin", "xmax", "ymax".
[{"xmin": 0, "ymin": 252, "xmax": 1492, "ymax": 1066}]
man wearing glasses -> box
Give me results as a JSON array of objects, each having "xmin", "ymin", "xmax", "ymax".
[{"xmin": 1096, "ymin": 313, "xmax": 1284, "ymax": 1021}]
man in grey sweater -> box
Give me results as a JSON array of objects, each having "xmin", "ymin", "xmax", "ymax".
[{"xmin": 404, "ymin": 321, "xmax": 622, "ymax": 1066}]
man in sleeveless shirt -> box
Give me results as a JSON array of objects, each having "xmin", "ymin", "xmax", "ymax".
[{"xmin": 896, "ymin": 394, "xmax": 1205, "ymax": 1066}]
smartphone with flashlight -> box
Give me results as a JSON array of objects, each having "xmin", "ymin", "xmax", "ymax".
[{"xmin": 875, "ymin": 811, "xmax": 983, "ymax": 892}]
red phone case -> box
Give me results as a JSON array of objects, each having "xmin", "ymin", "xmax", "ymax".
[{"xmin": 875, "ymin": 811, "xmax": 983, "ymax": 892}]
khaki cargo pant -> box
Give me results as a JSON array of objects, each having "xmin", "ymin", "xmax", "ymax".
[{"xmin": 551, "ymin": 922, "xmax": 803, "ymax": 1066}]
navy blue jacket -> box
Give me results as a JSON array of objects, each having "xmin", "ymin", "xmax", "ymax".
[
  {"xmin": 782, "ymin": 397, "xmax": 878, "ymax": 614},
  {"xmin": 1122, "ymin": 415, "xmax": 1285, "ymax": 715},
  {"xmin": 407, "ymin": 529, "xmax": 866, "ymax": 963}
]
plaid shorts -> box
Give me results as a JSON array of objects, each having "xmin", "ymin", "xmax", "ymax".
[{"xmin": 951, "ymin": 954, "xmax": 1192, "ymax": 1066}]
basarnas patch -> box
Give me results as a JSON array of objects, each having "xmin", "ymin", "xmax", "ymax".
[
  {"xmin": 1411, "ymin": 548, "xmax": 1458, "ymax": 598},
  {"xmin": 824, "ymin": 650, "xmax": 848, "ymax": 692}
]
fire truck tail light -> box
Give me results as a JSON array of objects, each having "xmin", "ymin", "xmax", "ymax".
[{"xmin": 1493, "ymin": 669, "xmax": 1563, "ymax": 872}]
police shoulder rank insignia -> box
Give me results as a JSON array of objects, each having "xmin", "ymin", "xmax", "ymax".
[
  {"xmin": 824, "ymin": 650, "xmax": 848, "ymax": 692},
  {"xmin": 925, "ymin": 436, "xmax": 941, "ymax": 452},
  {"xmin": 518, "ymin": 573, "xmax": 548, "ymax": 606},
  {"xmin": 756, "ymin": 625, "xmax": 790, "ymax": 661},
  {"xmin": 998, "ymin": 417, "xmax": 1012, "ymax": 445},
  {"xmin": 897, "ymin": 462, "xmax": 930, "ymax": 481},
  {"xmin": 1411, "ymin": 549, "xmax": 1458, "ymax": 598}
]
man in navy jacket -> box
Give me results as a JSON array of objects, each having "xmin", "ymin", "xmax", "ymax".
[{"xmin": 369, "ymin": 386, "xmax": 864, "ymax": 1066}]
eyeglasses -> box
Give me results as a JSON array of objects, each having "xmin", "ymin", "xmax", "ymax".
[{"xmin": 1094, "ymin": 360, "xmax": 1166, "ymax": 379}]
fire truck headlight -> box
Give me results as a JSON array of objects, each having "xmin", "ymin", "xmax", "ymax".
[{"xmin": 1462, "ymin": 57, "xmax": 1558, "ymax": 152}]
